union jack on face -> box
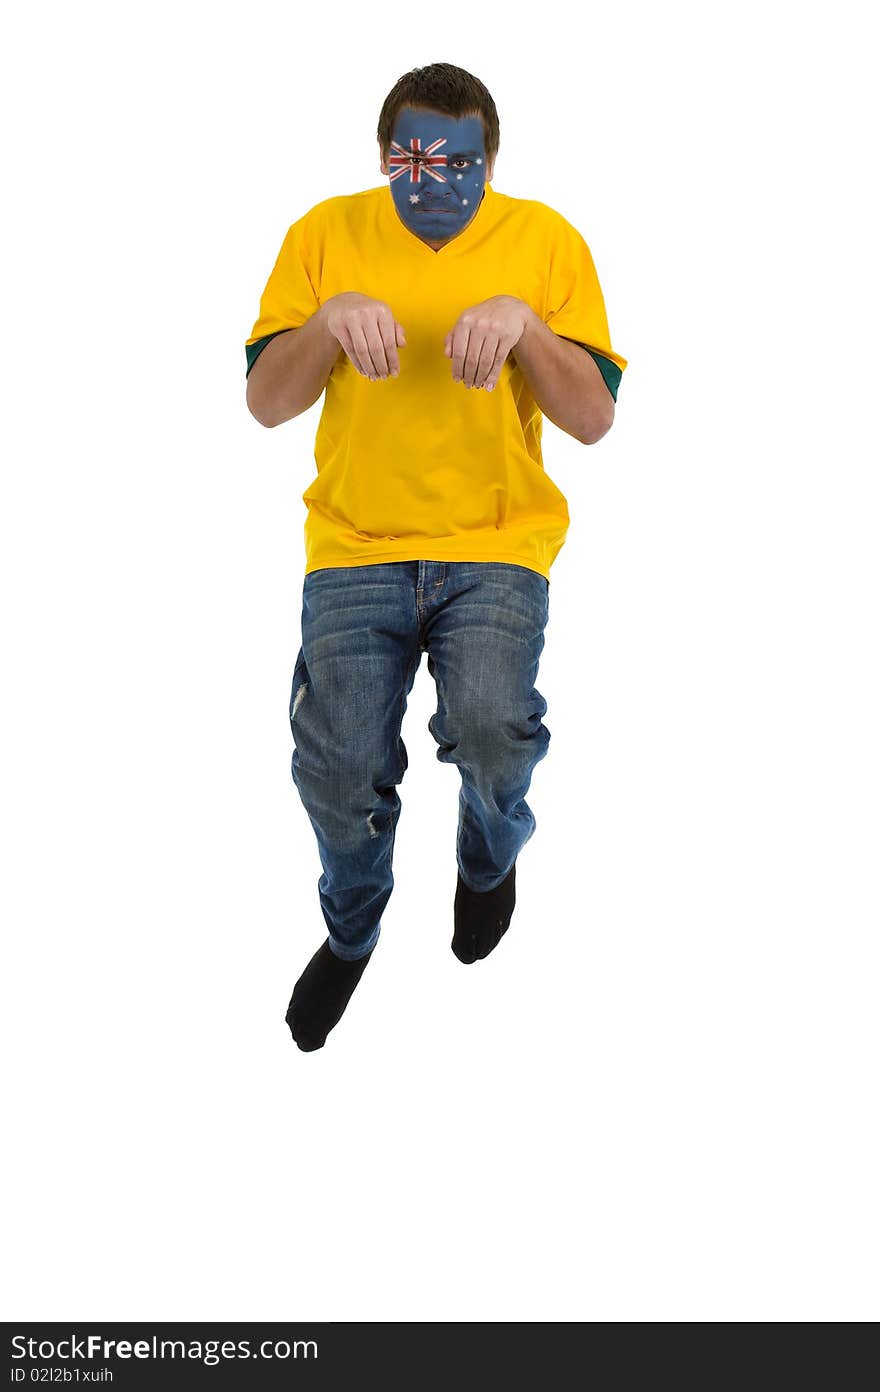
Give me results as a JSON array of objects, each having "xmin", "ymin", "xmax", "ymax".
[{"xmin": 388, "ymin": 137, "xmax": 448, "ymax": 184}]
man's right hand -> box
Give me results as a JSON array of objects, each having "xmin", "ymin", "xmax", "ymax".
[{"xmin": 323, "ymin": 293, "xmax": 407, "ymax": 381}]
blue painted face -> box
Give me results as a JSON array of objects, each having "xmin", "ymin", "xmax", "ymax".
[{"xmin": 386, "ymin": 107, "xmax": 487, "ymax": 243}]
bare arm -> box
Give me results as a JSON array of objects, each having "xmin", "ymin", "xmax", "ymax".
[
  {"xmin": 511, "ymin": 307, "xmax": 614, "ymax": 446},
  {"xmin": 443, "ymin": 295, "xmax": 614, "ymax": 446},
  {"xmin": 246, "ymin": 293, "xmax": 408, "ymax": 429},
  {"xmin": 246, "ymin": 304, "xmax": 342, "ymax": 428}
]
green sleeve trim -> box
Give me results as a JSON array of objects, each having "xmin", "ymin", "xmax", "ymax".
[
  {"xmin": 245, "ymin": 328, "xmax": 294, "ymax": 377},
  {"xmin": 576, "ymin": 345, "xmax": 622, "ymax": 402}
]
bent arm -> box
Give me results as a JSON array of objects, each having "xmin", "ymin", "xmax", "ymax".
[
  {"xmin": 511, "ymin": 307, "xmax": 615, "ymax": 446},
  {"xmin": 246, "ymin": 305, "xmax": 342, "ymax": 428}
]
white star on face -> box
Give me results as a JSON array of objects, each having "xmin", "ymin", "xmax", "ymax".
[
  {"xmin": 462, "ymin": 199, "xmax": 468, "ymax": 206},
  {"xmin": 456, "ymin": 173, "xmax": 463, "ymax": 180},
  {"xmin": 476, "ymin": 157, "xmax": 483, "ymax": 164},
  {"xmin": 408, "ymin": 193, "xmax": 420, "ymax": 204}
]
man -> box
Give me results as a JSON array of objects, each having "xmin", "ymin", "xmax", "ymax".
[{"xmin": 245, "ymin": 63, "xmax": 627, "ymax": 1052}]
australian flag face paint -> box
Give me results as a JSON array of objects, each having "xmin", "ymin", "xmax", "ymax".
[{"xmin": 386, "ymin": 107, "xmax": 487, "ymax": 243}]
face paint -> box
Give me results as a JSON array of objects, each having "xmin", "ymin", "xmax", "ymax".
[{"xmin": 386, "ymin": 107, "xmax": 487, "ymax": 243}]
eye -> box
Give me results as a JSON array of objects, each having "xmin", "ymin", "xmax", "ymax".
[{"xmin": 450, "ymin": 158, "xmax": 472, "ymax": 169}]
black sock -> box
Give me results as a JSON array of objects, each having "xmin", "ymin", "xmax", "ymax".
[
  {"xmin": 285, "ymin": 940, "xmax": 374, "ymax": 1051},
  {"xmin": 452, "ymin": 862, "xmax": 516, "ymax": 964}
]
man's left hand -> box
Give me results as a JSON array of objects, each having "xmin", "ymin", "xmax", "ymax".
[{"xmin": 443, "ymin": 296, "xmax": 532, "ymax": 392}]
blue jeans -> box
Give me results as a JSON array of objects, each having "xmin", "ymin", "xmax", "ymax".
[{"xmin": 288, "ymin": 561, "xmax": 551, "ymax": 961}]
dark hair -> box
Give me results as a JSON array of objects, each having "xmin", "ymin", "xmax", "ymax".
[{"xmin": 377, "ymin": 62, "xmax": 500, "ymax": 170}]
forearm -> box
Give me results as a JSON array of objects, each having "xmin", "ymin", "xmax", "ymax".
[
  {"xmin": 511, "ymin": 306, "xmax": 614, "ymax": 445},
  {"xmin": 246, "ymin": 303, "xmax": 342, "ymax": 428}
]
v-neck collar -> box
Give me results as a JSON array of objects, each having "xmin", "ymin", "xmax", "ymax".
[{"xmin": 381, "ymin": 181, "xmax": 495, "ymax": 259}]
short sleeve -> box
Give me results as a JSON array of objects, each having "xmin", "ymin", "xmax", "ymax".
[
  {"xmin": 543, "ymin": 213, "xmax": 628, "ymax": 393},
  {"xmin": 245, "ymin": 213, "xmax": 321, "ymax": 376}
]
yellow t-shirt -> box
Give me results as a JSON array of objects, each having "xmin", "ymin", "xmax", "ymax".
[{"xmin": 245, "ymin": 182, "xmax": 627, "ymax": 580}]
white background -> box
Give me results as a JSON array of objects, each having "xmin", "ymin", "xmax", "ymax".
[{"xmin": 2, "ymin": 0, "xmax": 877, "ymax": 1322}]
